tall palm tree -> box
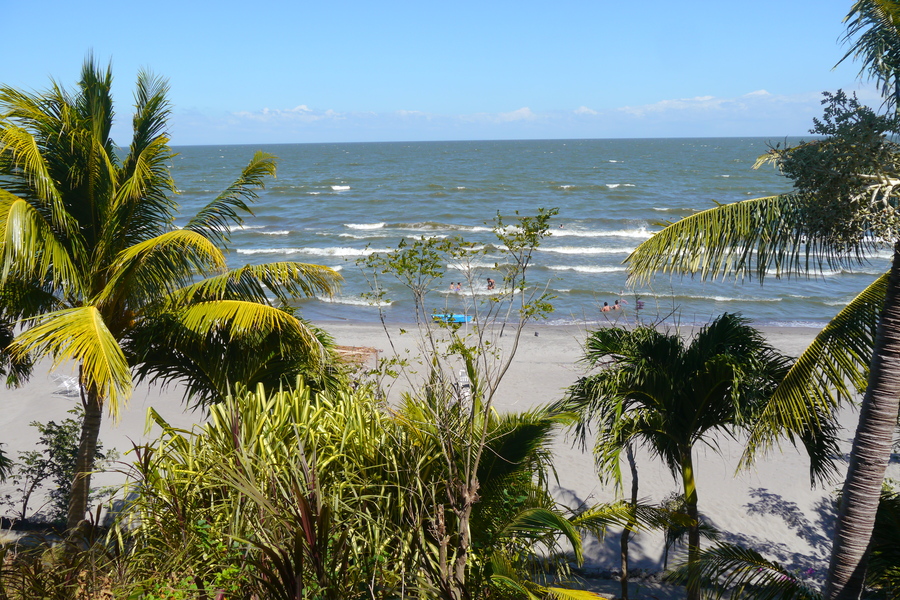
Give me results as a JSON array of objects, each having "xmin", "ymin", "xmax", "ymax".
[
  {"xmin": 0, "ymin": 57, "xmax": 341, "ymax": 530},
  {"xmin": 626, "ymin": 92, "xmax": 900, "ymax": 600},
  {"xmin": 559, "ymin": 313, "xmax": 794, "ymax": 600}
]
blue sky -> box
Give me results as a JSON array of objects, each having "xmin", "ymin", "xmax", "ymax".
[{"xmin": 4, "ymin": 0, "xmax": 882, "ymax": 145}]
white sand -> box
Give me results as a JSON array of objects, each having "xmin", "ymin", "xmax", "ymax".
[{"xmin": 1, "ymin": 321, "xmax": 892, "ymax": 594}]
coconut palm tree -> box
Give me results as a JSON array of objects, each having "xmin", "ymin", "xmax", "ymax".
[
  {"xmin": 0, "ymin": 57, "xmax": 341, "ymax": 530},
  {"xmin": 559, "ymin": 313, "xmax": 794, "ymax": 600}
]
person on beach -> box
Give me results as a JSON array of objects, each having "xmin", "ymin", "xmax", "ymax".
[
  {"xmin": 487, "ymin": 278, "xmax": 495, "ymax": 290},
  {"xmin": 601, "ymin": 302, "xmax": 611, "ymax": 313},
  {"xmin": 613, "ymin": 299, "xmax": 621, "ymax": 310}
]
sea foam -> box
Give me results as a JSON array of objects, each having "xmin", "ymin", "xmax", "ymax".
[
  {"xmin": 238, "ymin": 247, "xmax": 393, "ymax": 257},
  {"xmin": 548, "ymin": 265, "xmax": 628, "ymax": 273},
  {"xmin": 538, "ymin": 246, "xmax": 635, "ymax": 255},
  {"xmin": 346, "ymin": 223, "xmax": 386, "ymax": 230}
]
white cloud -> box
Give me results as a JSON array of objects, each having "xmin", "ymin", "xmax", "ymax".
[
  {"xmin": 231, "ymin": 105, "xmax": 343, "ymax": 123},
  {"xmin": 498, "ymin": 107, "xmax": 536, "ymax": 122},
  {"xmin": 619, "ymin": 95, "xmax": 732, "ymax": 117},
  {"xmin": 574, "ymin": 106, "xmax": 598, "ymax": 115}
]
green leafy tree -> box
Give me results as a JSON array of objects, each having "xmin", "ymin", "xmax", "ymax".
[
  {"xmin": 361, "ymin": 208, "xmax": 560, "ymax": 598},
  {"xmin": 0, "ymin": 58, "xmax": 340, "ymax": 530},
  {"xmin": 4, "ymin": 408, "xmax": 115, "ymax": 523},
  {"xmin": 558, "ymin": 313, "xmax": 795, "ymax": 600},
  {"xmin": 626, "ymin": 91, "xmax": 900, "ymax": 600}
]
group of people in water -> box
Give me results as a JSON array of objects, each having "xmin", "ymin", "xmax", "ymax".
[
  {"xmin": 449, "ymin": 278, "xmax": 496, "ymax": 293},
  {"xmin": 601, "ymin": 299, "xmax": 625, "ymax": 312}
]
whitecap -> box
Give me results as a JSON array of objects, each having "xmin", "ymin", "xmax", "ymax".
[
  {"xmin": 337, "ymin": 232, "xmax": 385, "ymax": 239},
  {"xmin": 316, "ymin": 295, "xmax": 390, "ymax": 307},
  {"xmin": 538, "ymin": 246, "xmax": 635, "ymax": 255},
  {"xmin": 548, "ymin": 227, "xmax": 653, "ymax": 239},
  {"xmin": 237, "ymin": 246, "xmax": 393, "ymax": 257},
  {"xmin": 606, "ymin": 184, "xmax": 620, "ymax": 189},
  {"xmin": 346, "ymin": 223, "xmax": 386, "ymax": 230},
  {"xmin": 228, "ymin": 225, "xmax": 264, "ymax": 232},
  {"xmin": 331, "ymin": 185, "xmax": 351, "ymax": 191},
  {"xmin": 683, "ymin": 294, "xmax": 782, "ymax": 303},
  {"xmin": 446, "ymin": 260, "xmax": 495, "ymax": 271},
  {"xmin": 765, "ymin": 320, "xmax": 827, "ymax": 329},
  {"xmin": 260, "ymin": 230, "xmax": 291, "ymax": 236},
  {"xmin": 548, "ymin": 265, "xmax": 628, "ymax": 273}
]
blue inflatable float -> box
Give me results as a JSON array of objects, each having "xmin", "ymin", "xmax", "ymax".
[{"xmin": 432, "ymin": 313, "xmax": 473, "ymax": 323}]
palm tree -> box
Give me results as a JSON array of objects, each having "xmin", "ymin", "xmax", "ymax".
[
  {"xmin": 559, "ymin": 313, "xmax": 794, "ymax": 600},
  {"xmin": 0, "ymin": 57, "xmax": 341, "ymax": 530},
  {"xmin": 626, "ymin": 91, "xmax": 900, "ymax": 600}
]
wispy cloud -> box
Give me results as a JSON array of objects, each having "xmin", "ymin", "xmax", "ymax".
[
  {"xmin": 232, "ymin": 105, "xmax": 344, "ymax": 123},
  {"xmin": 168, "ymin": 86, "xmax": 884, "ymax": 145},
  {"xmin": 498, "ymin": 107, "xmax": 537, "ymax": 122}
]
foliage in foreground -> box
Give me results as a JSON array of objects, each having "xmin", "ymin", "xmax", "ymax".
[{"xmin": 115, "ymin": 379, "xmax": 635, "ymax": 598}]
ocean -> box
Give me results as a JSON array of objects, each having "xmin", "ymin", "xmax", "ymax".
[{"xmin": 170, "ymin": 138, "xmax": 889, "ymax": 329}]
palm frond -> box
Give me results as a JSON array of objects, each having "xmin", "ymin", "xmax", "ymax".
[
  {"xmin": 185, "ymin": 151, "xmax": 277, "ymax": 246},
  {"xmin": 543, "ymin": 587, "xmax": 608, "ymax": 600},
  {"xmin": 9, "ymin": 306, "xmax": 131, "ymax": 418},
  {"xmin": 126, "ymin": 312, "xmax": 337, "ymax": 407},
  {"xmin": 0, "ymin": 314, "xmax": 31, "ymax": 387},
  {"xmin": 97, "ymin": 229, "xmax": 227, "ymax": 308},
  {"xmin": 489, "ymin": 552, "xmax": 606, "ymax": 600},
  {"xmin": 740, "ymin": 273, "xmax": 887, "ymax": 484},
  {"xmin": 174, "ymin": 300, "xmax": 327, "ymax": 372},
  {"xmin": 110, "ymin": 135, "xmax": 176, "ymax": 246},
  {"xmin": 127, "ymin": 69, "xmax": 172, "ymax": 151},
  {"xmin": 0, "ymin": 113, "xmax": 65, "ymax": 221},
  {"xmin": 626, "ymin": 194, "xmax": 861, "ymax": 284},
  {"xmin": 496, "ymin": 507, "xmax": 584, "ymax": 564},
  {"xmin": 0, "ymin": 192, "xmax": 82, "ymax": 293},
  {"xmin": 163, "ymin": 261, "xmax": 341, "ymax": 308},
  {"xmin": 840, "ymin": 0, "xmax": 900, "ymax": 111},
  {"xmin": 667, "ymin": 542, "xmax": 822, "ymax": 600}
]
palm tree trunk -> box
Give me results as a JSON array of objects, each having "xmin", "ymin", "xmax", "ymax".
[
  {"xmin": 824, "ymin": 241, "xmax": 900, "ymax": 600},
  {"xmin": 681, "ymin": 449, "xmax": 701, "ymax": 600},
  {"xmin": 621, "ymin": 443, "xmax": 638, "ymax": 600},
  {"xmin": 67, "ymin": 379, "xmax": 103, "ymax": 530}
]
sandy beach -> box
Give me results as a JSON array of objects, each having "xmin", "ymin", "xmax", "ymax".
[{"xmin": 0, "ymin": 320, "xmax": 890, "ymax": 593}]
